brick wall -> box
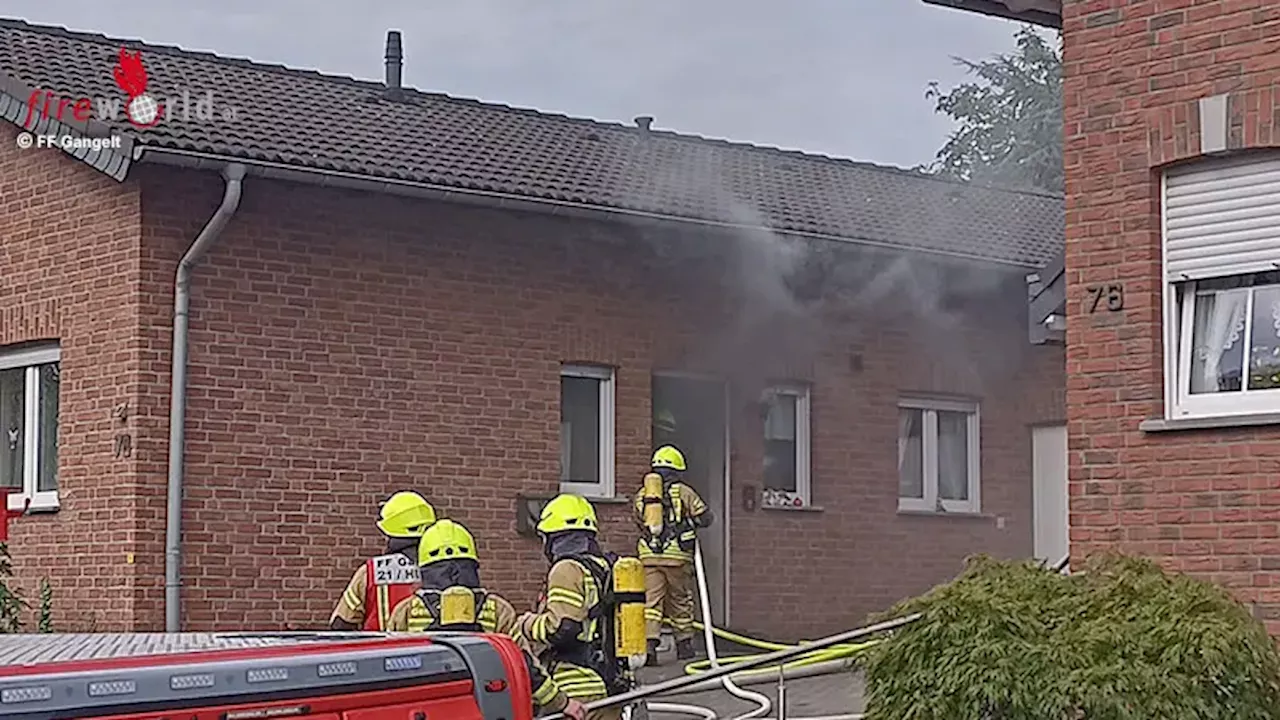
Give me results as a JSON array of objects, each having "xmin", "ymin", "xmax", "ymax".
[
  {"xmin": 0, "ymin": 123, "xmax": 153, "ymax": 631},
  {"xmin": 1062, "ymin": 1, "xmax": 1280, "ymax": 631},
  {"xmin": 135, "ymin": 165, "xmax": 1063, "ymax": 638}
]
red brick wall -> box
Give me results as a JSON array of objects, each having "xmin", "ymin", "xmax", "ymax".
[
  {"xmin": 1062, "ymin": 2, "xmax": 1280, "ymax": 631},
  {"xmin": 133, "ymin": 166, "xmax": 1063, "ymax": 638},
  {"xmin": 0, "ymin": 123, "xmax": 154, "ymax": 631}
]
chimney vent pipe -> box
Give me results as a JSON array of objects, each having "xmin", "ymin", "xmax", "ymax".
[{"xmin": 385, "ymin": 30, "xmax": 403, "ymax": 90}]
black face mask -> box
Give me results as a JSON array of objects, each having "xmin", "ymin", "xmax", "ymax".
[
  {"xmin": 386, "ymin": 536, "xmax": 419, "ymax": 556},
  {"xmin": 542, "ymin": 530, "xmax": 603, "ymax": 562},
  {"xmin": 418, "ymin": 559, "xmax": 482, "ymax": 591}
]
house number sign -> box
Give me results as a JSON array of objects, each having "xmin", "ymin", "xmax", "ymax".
[{"xmin": 1085, "ymin": 284, "xmax": 1124, "ymax": 313}]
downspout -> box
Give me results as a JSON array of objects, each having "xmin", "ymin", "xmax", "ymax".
[{"xmin": 165, "ymin": 162, "xmax": 247, "ymax": 632}]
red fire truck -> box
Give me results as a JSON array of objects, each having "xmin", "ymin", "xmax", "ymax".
[{"xmin": 0, "ymin": 631, "xmax": 538, "ymax": 720}]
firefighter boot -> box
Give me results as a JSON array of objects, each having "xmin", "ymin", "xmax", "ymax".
[
  {"xmin": 675, "ymin": 638, "xmax": 695, "ymax": 661},
  {"xmin": 646, "ymin": 639, "xmax": 660, "ymax": 667}
]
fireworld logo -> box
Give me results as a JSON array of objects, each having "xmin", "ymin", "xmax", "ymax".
[{"xmin": 22, "ymin": 47, "xmax": 236, "ymax": 130}]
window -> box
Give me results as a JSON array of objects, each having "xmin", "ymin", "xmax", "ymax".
[
  {"xmin": 0, "ymin": 345, "xmax": 60, "ymax": 512},
  {"xmin": 1163, "ymin": 156, "xmax": 1280, "ymax": 420},
  {"xmin": 898, "ymin": 397, "xmax": 980, "ymax": 514},
  {"xmin": 559, "ymin": 364, "xmax": 615, "ymax": 498},
  {"xmin": 761, "ymin": 385, "xmax": 811, "ymax": 507}
]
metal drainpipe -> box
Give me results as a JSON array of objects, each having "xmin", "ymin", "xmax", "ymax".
[{"xmin": 165, "ymin": 162, "xmax": 247, "ymax": 632}]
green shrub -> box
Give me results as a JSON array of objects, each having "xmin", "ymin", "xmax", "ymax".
[
  {"xmin": 863, "ymin": 553, "xmax": 1280, "ymax": 720},
  {"xmin": 0, "ymin": 542, "xmax": 26, "ymax": 633},
  {"xmin": 36, "ymin": 578, "xmax": 52, "ymax": 633}
]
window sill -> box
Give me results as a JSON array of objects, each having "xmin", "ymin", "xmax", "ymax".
[
  {"xmin": 6, "ymin": 495, "xmax": 59, "ymax": 515},
  {"xmin": 762, "ymin": 504, "xmax": 823, "ymax": 513},
  {"xmin": 1140, "ymin": 412, "xmax": 1280, "ymax": 433},
  {"xmin": 897, "ymin": 508, "xmax": 989, "ymax": 520},
  {"xmin": 579, "ymin": 495, "xmax": 631, "ymax": 505}
]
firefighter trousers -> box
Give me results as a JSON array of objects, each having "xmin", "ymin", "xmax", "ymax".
[
  {"xmin": 643, "ymin": 562, "xmax": 695, "ymax": 641},
  {"xmin": 548, "ymin": 662, "xmax": 620, "ymax": 720}
]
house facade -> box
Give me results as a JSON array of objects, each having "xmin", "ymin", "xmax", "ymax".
[
  {"xmin": 932, "ymin": 0, "xmax": 1280, "ymax": 635},
  {"xmin": 0, "ymin": 18, "xmax": 1065, "ymax": 637}
]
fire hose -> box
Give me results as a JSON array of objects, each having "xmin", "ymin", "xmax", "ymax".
[
  {"xmin": 537, "ymin": 612, "xmax": 918, "ymax": 720},
  {"xmin": 643, "ymin": 543, "xmax": 872, "ymax": 720}
]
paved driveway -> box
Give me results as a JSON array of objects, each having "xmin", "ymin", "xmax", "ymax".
[{"xmin": 637, "ymin": 659, "xmax": 865, "ymax": 718}]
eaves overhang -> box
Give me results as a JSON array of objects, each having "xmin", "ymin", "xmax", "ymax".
[
  {"xmin": 1026, "ymin": 249, "xmax": 1065, "ymax": 345},
  {"xmin": 922, "ymin": 0, "xmax": 1062, "ymax": 29}
]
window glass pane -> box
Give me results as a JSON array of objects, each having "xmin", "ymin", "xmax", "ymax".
[
  {"xmin": 1189, "ymin": 289, "xmax": 1247, "ymax": 394},
  {"xmin": 0, "ymin": 369, "xmax": 23, "ymax": 490},
  {"xmin": 560, "ymin": 376, "xmax": 601, "ymax": 484},
  {"xmin": 1248, "ymin": 286, "xmax": 1280, "ymax": 391},
  {"xmin": 763, "ymin": 394, "xmax": 796, "ymax": 441},
  {"xmin": 937, "ymin": 411, "xmax": 970, "ymax": 501},
  {"xmin": 763, "ymin": 393, "xmax": 797, "ymax": 492},
  {"xmin": 898, "ymin": 409, "xmax": 923, "ymax": 499},
  {"xmin": 37, "ymin": 363, "xmax": 58, "ymax": 493}
]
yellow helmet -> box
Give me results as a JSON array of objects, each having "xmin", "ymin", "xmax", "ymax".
[
  {"xmin": 418, "ymin": 519, "xmax": 478, "ymax": 565},
  {"xmin": 654, "ymin": 408, "xmax": 677, "ymax": 434},
  {"xmin": 651, "ymin": 445, "xmax": 686, "ymax": 471},
  {"xmin": 377, "ymin": 491, "xmax": 437, "ymax": 538},
  {"xmin": 536, "ymin": 494, "xmax": 598, "ymax": 536}
]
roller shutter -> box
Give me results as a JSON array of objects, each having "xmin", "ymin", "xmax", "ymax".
[{"xmin": 1163, "ymin": 153, "xmax": 1280, "ymax": 282}]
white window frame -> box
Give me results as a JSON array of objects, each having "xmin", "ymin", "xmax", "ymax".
[
  {"xmin": 1166, "ymin": 280, "xmax": 1280, "ymax": 419},
  {"xmin": 0, "ymin": 345, "xmax": 60, "ymax": 513},
  {"xmin": 897, "ymin": 396, "xmax": 981, "ymax": 514},
  {"xmin": 558, "ymin": 364, "xmax": 616, "ymax": 499},
  {"xmin": 1160, "ymin": 163, "xmax": 1280, "ymax": 420},
  {"xmin": 761, "ymin": 384, "xmax": 812, "ymax": 506}
]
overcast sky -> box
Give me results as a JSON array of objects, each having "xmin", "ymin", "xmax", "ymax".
[{"xmin": 8, "ymin": 1, "xmax": 1026, "ymax": 169}]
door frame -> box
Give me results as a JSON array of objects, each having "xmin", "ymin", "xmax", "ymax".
[{"xmin": 652, "ymin": 370, "xmax": 732, "ymax": 625}]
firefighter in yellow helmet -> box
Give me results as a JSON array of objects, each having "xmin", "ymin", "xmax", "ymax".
[
  {"xmin": 633, "ymin": 445, "xmax": 712, "ymax": 666},
  {"xmin": 516, "ymin": 494, "xmax": 622, "ymax": 720},
  {"xmin": 385, "ymin": 520, "xmax": 585, "ymax": 720},
  {"xmin": 329, "ymin": 491, "xmax": 437, "ymax": 631}
]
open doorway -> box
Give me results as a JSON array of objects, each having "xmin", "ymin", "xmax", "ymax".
[{"xmin": 651, "ymin": 373, "xmax": 729, "ymax": 625}]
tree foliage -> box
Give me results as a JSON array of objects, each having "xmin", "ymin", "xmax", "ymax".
[
  {"xmin": 925, "ymin": 26, "xmax": 1063, "ymax": 194},
  {"xmin": 863, "ymin": 554, "xmax": 1280, "ymax": 719}
]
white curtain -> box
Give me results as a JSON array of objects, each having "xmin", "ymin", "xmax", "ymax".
[
  {"xmin": 936, "ymin": 413, "xmax": 968, "ymax": 501},
  {"xmin": 1193, "ymin": 290, "xmax": 1247, "ymax": 394}
]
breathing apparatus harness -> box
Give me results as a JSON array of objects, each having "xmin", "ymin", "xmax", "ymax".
[
  {"xmin": 642, "ymin": 470, "xmax": 698, "ymax": 554},
  {"xmin": 540, "ymin": 536, "xmax": 646, "ymax": 697},
  {"xmin": 414, "ymin": 585, "xmax": 490, "ymax": 632}
]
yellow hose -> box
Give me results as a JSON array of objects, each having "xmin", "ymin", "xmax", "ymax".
[{"xmin": 663, "ymin": 619, "xmax": 882, "ymax": 676}]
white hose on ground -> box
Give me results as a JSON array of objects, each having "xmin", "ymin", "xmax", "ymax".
[
  {"xmin": 631, "ymin": 540, "xmax": 868, "ymax": 720},
  {"xmin": 693, "ymin": 541, "xmax": 773, "ymax": 720},
  {"xmin": 657, "ymin": 657, "xmax": 857, "ymax": 696},
  {"xmin": 647, "ymin": 701, "xmax": 721, "ymax": 719}
]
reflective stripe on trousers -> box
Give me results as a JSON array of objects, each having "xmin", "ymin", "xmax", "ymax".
[{"xmin": 551, "ymin": 662, "xmax": 608, "ymax": 699}]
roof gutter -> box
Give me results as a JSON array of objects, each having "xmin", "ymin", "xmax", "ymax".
[
  {"xmin": 131, "ymin": 145, "xmax": 1040, "ymax": 270},
  {"xmin": 165, "ymin": 162, "xmax": 247, "ymax": 632}
]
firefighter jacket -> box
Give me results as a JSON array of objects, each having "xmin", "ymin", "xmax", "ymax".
[
  {"xmin": 516, "ymin": 556, "xmax": 613, "ymax": 700},
  {"xmin": 632, "ymin": 481, "xmax": 709, "ymax": 565},
  {"xmin": 386, "ymin": 591, "xmax": 568, "ymax": 714},
  {"xmin": 329, "ymin": 552, "xmax": 420, "ymax": 631}
]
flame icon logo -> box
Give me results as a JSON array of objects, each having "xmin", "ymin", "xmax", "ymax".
[{"xmin": 112, "ymin": 47, "xmax": 162, "ymax": 128}]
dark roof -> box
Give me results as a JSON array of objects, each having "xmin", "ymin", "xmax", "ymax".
[
  {"xmin": 921, "ymin": 0, "xmax": 1062, "ymax": 29},
  {"xmin": 0, "ymin": 17, "xmax": 1064, "ymax": 267}
]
